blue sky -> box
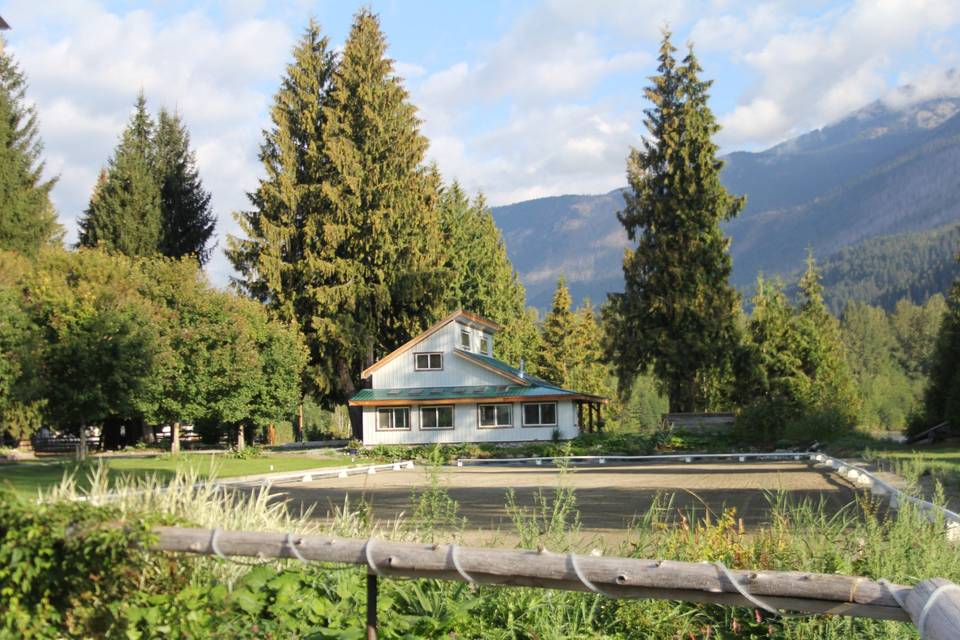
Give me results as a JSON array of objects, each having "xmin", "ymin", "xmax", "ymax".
[{"xmin": 5, "ymin": 0, "xmax": 960, "ymax": 284}]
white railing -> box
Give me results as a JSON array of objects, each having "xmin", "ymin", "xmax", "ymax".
[{"xmin": 68, "ymin": 460, "xmax": 415, "ymax": 503}]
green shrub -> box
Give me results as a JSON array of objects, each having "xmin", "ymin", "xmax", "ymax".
[
  {"xmin": 226, "ymin": 445, "xmax": 264, "ymax": 460},
  {"xmin": 0, "ymin": 490, "xmax": 157, "ymax": 637},
  {"xmin": 734, "ymin": 396, "xmax": 800, "ymax": 444}
]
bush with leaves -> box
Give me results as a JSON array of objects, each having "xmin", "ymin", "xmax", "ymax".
[{"xmin": 0, "ymin": 491, "xmax": 157, "ymax": 637}]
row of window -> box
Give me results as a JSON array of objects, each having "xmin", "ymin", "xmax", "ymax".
[{"xmin": 376, "ymin": 402, "xmax": 557, "ymax": 431}]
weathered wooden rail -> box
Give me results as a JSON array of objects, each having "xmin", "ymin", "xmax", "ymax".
[{"xmin": 153, "ymin": 526, "xmax": 960, "ymax": 639}]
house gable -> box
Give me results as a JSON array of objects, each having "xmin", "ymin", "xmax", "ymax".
[{"xmin": 367, "ymin": 316, "xmax": 515, "ymax": 389}]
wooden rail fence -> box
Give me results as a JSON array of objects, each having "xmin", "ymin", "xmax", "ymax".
[{"xmin": 152, "ymin": 526, "xmax": 960, "ymax": 639}]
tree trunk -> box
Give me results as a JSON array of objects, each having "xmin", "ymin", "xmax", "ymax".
[
  {"xmin": 267, "ymin": 423, "xmax": 276, "ymax": 446},
  {"xmin": 171, "ymin": 422, "xmax": 181, "ymax": 455},
  {"xmin": 236, "ymin": 424, "xmax": 245, "ymax": 449},
  {"xmin": 101, "ymin": 416, "xmax": 123, "ymax": 451},
  {"xmin": 141, "ymin": 419, "xmax": 155, "ymax": 444},
  {"xmin": 298, "ymin": 402, "xmax": 304, "ymax": 443},
  {"xmin": 78, "ymin": 421, "xmax": 88, "ymax": 461}
]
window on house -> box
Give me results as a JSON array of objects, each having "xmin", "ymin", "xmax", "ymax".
[
  {"xmin": 414, "ymin": 352, "xmax": 443, "ymax": 371},
  {"xmin": 459, "ymin": 328, "xmax": 472, "ymax": 351},
  {"xmin": 479, "ymin": 335, "xmax": 490, "ymax": 355},
  {"xmin": 376, "ymin": 407, "xmax": 410, "ymax": 430},
  {"xmin": 421, "ymin": 405, "xmax": 454, "ymax": 430},
  {"xmin": 478, "ymin": 403, "xmax": 512, "ymax": 428},
  {"xmin": 523, "ymin": 402, "xmax": 557, "ymax": 427}
]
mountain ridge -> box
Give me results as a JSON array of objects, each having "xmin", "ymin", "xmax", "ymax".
[{"xmin": 491, "ymin": 93, "xmax": 960, "ymax": 310}]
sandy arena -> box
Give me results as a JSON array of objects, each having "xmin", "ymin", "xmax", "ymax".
[{"xmin": 266, "ymin": 461, "xmax": 858, "ymax": 543}]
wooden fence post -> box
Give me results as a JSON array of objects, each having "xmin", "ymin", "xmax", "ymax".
[
  {"xmin": 366, "ymin": 573, "xmax": 378, "ymax": 640},
  {"xmin": 903, "ymin": 578, "xmax": 960, "ymax": 639}
]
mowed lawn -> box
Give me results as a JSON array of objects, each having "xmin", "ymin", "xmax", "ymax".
[{"xmin": 0, "ymin": 453, "xmax": 349, "ymax": 498}]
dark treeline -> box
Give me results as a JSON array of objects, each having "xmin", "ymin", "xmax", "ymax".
[{"xmin": 788, "ymin": 223, "xmax": 960, "ymax": 315}]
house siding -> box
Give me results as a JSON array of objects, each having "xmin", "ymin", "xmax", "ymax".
[
  {"xmin": 372, "ymin": 322, "xmax": 503, "ymax": 389},
  {"xmin": 362, "ymin": 399, "xmax": 579, "ymax": 445}
]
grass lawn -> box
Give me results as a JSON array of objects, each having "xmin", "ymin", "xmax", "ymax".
[{"xmin": 0, "ymin": 453, "xmax": 350, "ymax": 498}]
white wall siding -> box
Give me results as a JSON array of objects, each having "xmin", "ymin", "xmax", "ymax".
[
  {"xmin": 372, "ymin": 323, "xmax": 505, "ymax": 389},
  {"xmin": 362, "ymin": 400, "xmax": 579, "ymax": 445}
]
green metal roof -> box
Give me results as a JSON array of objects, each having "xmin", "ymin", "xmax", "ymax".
[
  {"xmin": 454, "ymin": 350, "xmax": 561, "ymax": 388},
  {"xmin": 351, "ymin": 384, "xmax": 580, "ymax": 403}
]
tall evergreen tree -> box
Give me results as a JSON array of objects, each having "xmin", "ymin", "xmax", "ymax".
[
  {"xmin": 608, "ymin": 34, "xmax": 743, "ymax": 411},
  {"xmin": 568, "ymin": 300, "xmax": 613, "ymax": 398},
  {"xmin": 77, "ymin": 93, "xmax": 162, "ymax": 257},
  {"xmin": 155, "ymin": 109, "xmax": 215, "ymax": 264},
  {"xmin": 314, "ymin": 9, "xmax": 444, "ymax": 402},
  {"xmin": 539, "ymin": 276, "xmax": 576, "ymax": 385},
  {"xmin": 607, "ymin": 33, "xmax": 743, "ymax": 412},
  {"xmin": 794, "ymin": 254, "xmax": 860, "ymax": 424},
  {"xmin": 0, "ymin": 41, "xmax": 60, "ymax": 255},
  {"xmin": 437, "ymin": 179, "xmax": 535, "ymax": 367},
  {"xmin": 924, "ymin": 251, "xmax": 960, "ymax": 428},
  {"xmin": 228, "ymin": 19, "xmax": 335, "ymax": 403}
]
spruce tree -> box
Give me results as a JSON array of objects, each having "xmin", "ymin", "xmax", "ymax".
[
  {"xmin": 568, "ymin": 300, "xmax": 613, "ymax": 398},
  {"xmin": 155, "ymin": 108, "xmax": 215, "ymax": 264},
  {"xmin": 0, "ymin": 41, "xmax": 60, "ymax": 255},
  {"xmin": 227, "ymin": 19, "xmax": 336, "ymax": 398},
  {"xmin": 608, "ymin": 33, "xmax": 744, "ymax": 412},
  {"xmin": 794, "ymin": 253, "xmax": 861, "ymax": 425},
  {"xmin": 315, "ymin": 9, "xmax": 444, "ymax": 401},
  {"xmin": 539, "ymin": 276, "xmax": 576, "ymax": 385},
  {"xmin": 78, "ymin": 93, "xmax": 162, "ymax": 257},
  {"xmin": 924, "ymin": 252, "xmax": 960, "ymax": 428},
  {"xmin": 437, "ymin": 179, "xmax": 534, "ymax": 367}
]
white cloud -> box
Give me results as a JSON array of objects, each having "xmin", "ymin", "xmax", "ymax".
[{"xmin": 711, "ymin": 0, "xmax": 960, "ymax": 148}]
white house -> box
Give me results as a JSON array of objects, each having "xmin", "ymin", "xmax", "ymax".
[{"xmin": 349, "ymin": 310, "xmax": 606, "ymax": 446}]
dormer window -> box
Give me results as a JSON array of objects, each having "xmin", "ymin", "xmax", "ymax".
[
  {"xmin": 479, "ymin": 335, "xmax": 490, "ymax": 355},
  {"xmin": 459, "ymin": 328, "xmax": 472, "ymax": 351},
  {"xmin": 415, "ymin": 352, "xmax": 442, "ymax": 371}
]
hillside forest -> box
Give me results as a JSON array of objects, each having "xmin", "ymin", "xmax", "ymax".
[{"xmin": 1, "ymin": 11, "xmax": 960, "ymax": 450}]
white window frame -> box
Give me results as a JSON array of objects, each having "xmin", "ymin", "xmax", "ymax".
[
  {"xmin": 478, "ymin": 403, "xmax": 512, "ymax": 429},
  {"xmin": 414, "ymin": 352, "xmax": 443, "ymax": 371},
  {"xmin": 459, "ymin": 327, "xmax": 472, "ymax": 351},
  {"xmin": 522, "ymin": 402, "xmax": 558, "ymax": 427},
  {"xmin": 479, "ymin": 335, "xmax": 490, "ymax": 355},
  {"xmin": 376, "ymin": 407, "xmax": 410, "ymax": 431},
  {"xmin": 420, "ymin": 405, "xmax": 454, "ymax": 430}
]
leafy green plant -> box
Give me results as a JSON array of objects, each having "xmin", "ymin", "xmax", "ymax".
[{"xmin": 226, "ymin": 445, "xmax": 265, "ymax": 460}]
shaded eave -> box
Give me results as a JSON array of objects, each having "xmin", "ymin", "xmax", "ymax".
[{"xmin": 360, "ymin": 309, "xmax": 501, "ymax": 379}]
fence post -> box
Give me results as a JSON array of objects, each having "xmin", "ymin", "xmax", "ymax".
[
  {"xmin": 903, "ymin": 578, "xmax": 960, "ymax": 639},
  {"xmin": 366, "ymin": 573, "xmax": 378, "ymax": 640}
]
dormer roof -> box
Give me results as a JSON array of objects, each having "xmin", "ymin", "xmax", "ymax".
[{"xmin": 360, "ymin": 309, "xmax": 500, "ymax": 379}]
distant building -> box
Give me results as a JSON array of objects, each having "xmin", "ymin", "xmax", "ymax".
[{"xmin": 349, "ymin": 310, "xmax": 606, "ymax": 445}]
